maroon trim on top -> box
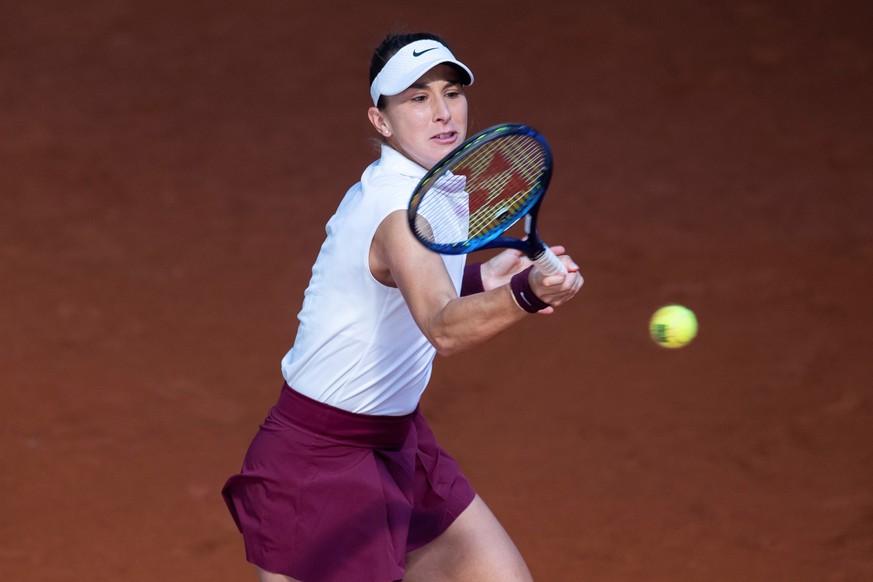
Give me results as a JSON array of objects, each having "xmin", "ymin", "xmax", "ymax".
[{"xmin": 460, "ymin": 263, "xmax": 484, "ymax": 296}]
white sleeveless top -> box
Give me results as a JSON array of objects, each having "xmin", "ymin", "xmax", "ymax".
[{"xmin": 281, "ymin": 146, "xmax": 465, "ymax": 415}]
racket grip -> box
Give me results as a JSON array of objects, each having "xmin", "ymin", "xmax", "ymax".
[{"xmin": 533, "ymin": 246, "xmax": 568, "ymax": 276}]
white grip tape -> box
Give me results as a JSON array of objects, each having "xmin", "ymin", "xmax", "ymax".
[{"xmin": 533, "ymin": 246, "xmax": 567, "ymax": 275}]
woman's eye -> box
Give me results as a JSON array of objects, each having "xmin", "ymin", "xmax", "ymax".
[{"xmin": 412, "ymin": 95, "xmax": 428, "ymax": 103}]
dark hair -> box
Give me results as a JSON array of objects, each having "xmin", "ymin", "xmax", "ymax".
[{"xmin": 369, "ymin": 32, "xmax": 452, "ymax": 109}]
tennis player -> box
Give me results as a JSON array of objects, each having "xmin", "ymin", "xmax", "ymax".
[{"xmin": 222, "ymin": 32, "xmax": 584, "ymax": 582}]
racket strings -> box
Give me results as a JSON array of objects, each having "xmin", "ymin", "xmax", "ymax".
[
  {"xmin": 412, "ymin": 132, "xmax": 548, "ymax": 249},
  {"xmin": 463, "ymin": 136, "xmax": 546, "ymax": 237}
]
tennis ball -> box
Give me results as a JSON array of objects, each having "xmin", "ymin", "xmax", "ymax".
[{"xmin": 649, "ymin": 305, "xmax": 698, "ymax": 348}]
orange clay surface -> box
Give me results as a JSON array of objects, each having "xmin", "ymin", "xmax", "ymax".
[{"xmin": 2, "ymin": 2, "xmax": 872, "ymax": 580}]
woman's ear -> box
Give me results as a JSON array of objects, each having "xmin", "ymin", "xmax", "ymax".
[{"xmin": 367, "ymin": 107, "xmax": 392, "ymax": 138}]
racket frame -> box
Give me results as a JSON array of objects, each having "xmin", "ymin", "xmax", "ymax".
[{"xmin": 408, "ymin": 123, "xmax": 554, "ymax": 259}]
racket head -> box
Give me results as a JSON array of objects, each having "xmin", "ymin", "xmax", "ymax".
[{"xmin": 408, "ymin": 123, "xmax": 553, "ymax": 255}]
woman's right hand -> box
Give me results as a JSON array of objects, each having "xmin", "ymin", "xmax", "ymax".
[{"xmin": 528, "ymin": 253, "xmax": 584, "ymax": 310}]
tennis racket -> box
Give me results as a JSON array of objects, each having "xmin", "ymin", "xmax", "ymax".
[{"xmin": 408, "ymin": 123, "xmax": 566, "ymax": 275}]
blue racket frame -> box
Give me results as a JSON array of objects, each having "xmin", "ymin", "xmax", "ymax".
[{"xmin": 408, "ymin": 123, "xmax": 554, "ymax": 256}]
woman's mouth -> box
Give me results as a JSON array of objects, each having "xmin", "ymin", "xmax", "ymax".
[{"xmin": 432, "ymin": 132, "xmax": 457, "ymax": 144}]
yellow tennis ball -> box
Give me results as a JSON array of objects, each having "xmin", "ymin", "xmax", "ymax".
[{"xmin": 649, "ymin": 305, "xmax": 698, "ymax": 348}]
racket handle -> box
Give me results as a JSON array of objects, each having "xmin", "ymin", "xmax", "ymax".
[{"xmin": 533, "ymin": 245, "xmax": 568, "ymax": 276}]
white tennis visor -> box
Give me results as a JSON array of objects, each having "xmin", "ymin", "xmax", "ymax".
[{"xmin": 370, "ymin": 39, "xmax": 474, "ymax": 107}]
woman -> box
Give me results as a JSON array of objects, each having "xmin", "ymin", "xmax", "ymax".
[{"xmin": 222, "ymin": 32, "xmax": 584, "ymax": 582}]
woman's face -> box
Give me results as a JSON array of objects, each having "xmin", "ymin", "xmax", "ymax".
[{"xmin": 369, "ymin": 64, "xmax": 468, "ymax": 170}]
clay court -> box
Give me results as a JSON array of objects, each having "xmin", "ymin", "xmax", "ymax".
[{"xmin": 2, "ymin": 1, "xmax": 872, "ymax": 580}]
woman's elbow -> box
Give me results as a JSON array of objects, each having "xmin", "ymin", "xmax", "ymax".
[
  {"xmin": 434, "ymin": 344, "xmax": 462, "ymax": 357},
  {"xmin": 429, "ymin": 330, "xmax": 466, "ymax": 357}
]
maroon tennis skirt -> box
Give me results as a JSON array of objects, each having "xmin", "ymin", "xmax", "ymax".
[{"xmin": 222, "ymin": 383, "xmax": 476, "ymax": 582}]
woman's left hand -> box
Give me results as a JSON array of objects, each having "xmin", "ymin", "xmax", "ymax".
[{"xmin": 480, "ymin": 246, "xmax": 567, "ymax": 290}]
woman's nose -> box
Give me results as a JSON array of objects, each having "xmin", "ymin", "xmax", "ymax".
[{"xmin": 433, "ymin": 96, "xmax": 451, "ymax": 122}]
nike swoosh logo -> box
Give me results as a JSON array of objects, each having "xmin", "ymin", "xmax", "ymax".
[{"xmin": 413, "ymin": 47, "xmax": 439, "ymax": 57}]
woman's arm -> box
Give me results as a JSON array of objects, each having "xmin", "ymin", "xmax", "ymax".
[{"xmin": 370, "ymin": 211, "xmax": 582, "ymax": 356}]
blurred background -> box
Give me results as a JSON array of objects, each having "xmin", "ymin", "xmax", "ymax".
[{"xmin": 1, "ymin": 1, "xmax": 871, "ymax": 580}]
